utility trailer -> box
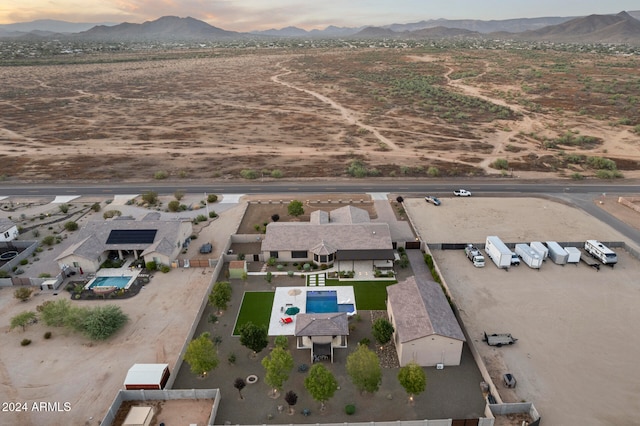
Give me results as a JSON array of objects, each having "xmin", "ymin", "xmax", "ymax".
[
  {"xmin": 530, "ymin": 241, "xmax": 548, "ymax": 260},
  {"xmin": 564, "ymin": 246, "xmax": 581, "ymax": 264},
  {"xmin": 515, "ymin": 243, "xmax": 543, "ymax": 269},
  {"xmin": 546, "ymin": 241, "xmax": 568, "ymax": 265},
  {"xmin": 579, "ymin": 248, "xmax": 601, "ymax": 271},
  {"xmin": 485, "ymin": 236, "xmax": 512, "ymax": 270},
  {"xmin": 483, "ymin": 332, "xmax": 518, "ymax": 347}
]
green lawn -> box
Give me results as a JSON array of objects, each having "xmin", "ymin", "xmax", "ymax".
[
  {"xmin": 233, "ymin": 291, "xmax": 275, "ymax": 335},
  {"xmin": 325, "ymin": 279, "xmax": 396, "ymax": 310}
]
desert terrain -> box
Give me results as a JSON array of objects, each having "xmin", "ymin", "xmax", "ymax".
[{"xmin": 1, "ymin": 47, "xmax": 640, "ymax": 182}]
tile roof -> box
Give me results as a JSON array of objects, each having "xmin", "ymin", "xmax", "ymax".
[
  {"xmin": 387, "ymin": 276, "xmax": 465, "ymax": 343},
  {"xmin": 295, "ymin": 312, "xmax": 349, "ymax": 336},
  {"xmin": 0, "ymin": 218, "xmax": 16, "ymax": 233}
]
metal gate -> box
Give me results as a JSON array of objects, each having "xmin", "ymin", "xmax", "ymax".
[
  {"xmin": 452, "ymin": 419, "xmax": 479, "ymax": 426},
  {"xmin": 11, "ymin": 277, "xmax": 31, "ymax": 286},
  {"xmin": 186, "ymin": 258, "xmax": 210, "ymax": 268},
  {"xmin": 441, "ymin": 243, "xmax": 469, "ymax": 250},
  {"xmin": 405, "ymin": 241, "xmax": 421, "ymax": 249}
]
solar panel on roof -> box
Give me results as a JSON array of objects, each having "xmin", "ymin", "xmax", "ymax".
[{"xmin": 106, "ymin": 229, "xmax": 157, "ymax": 244}]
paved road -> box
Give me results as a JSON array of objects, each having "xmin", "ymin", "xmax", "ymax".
[{"xmin": 1, "ymin": 179, "xmax": 639, "ymax": 197}]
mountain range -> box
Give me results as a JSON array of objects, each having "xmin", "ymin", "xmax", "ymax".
[{"xmin": 1, "ymin": 11, "xmax": 640, "ymax": 43}]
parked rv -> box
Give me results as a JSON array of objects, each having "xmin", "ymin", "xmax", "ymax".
[
  {"xmin": 485, "ymin": 236, "xmax": 512, "ymax": 269},
  {"xmin": 546, "ymin": 241, "xmax": 569, "ymax": 265},
  {"xmin": 464, "ymin": 244, "xmax": 485, "ymax": 267},
  {"xmin": 584, "ymin": 240, "xmax": 617, "ymax": 267},
  {"xmin": 515, "ymin": 244, "xmax": 542, "ymax": 269}
]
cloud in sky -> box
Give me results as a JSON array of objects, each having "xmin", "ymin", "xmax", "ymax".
[{"xmin": 1, "ymin": 0, "xmax": 639, "ymax": 30}]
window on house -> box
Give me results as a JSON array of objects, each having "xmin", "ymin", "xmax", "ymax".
[
  {"xmin": 320, "ymin": 255, "xmax": 327, "ymax": 263},
  {"xmin": 3, "ymin": 232, "xmax": 9, "ymax": 238},
  {"xmin": 328, "ymin": 253, "xmax": 334, "ymax": 262},
  {"xmin": 313, "ymin": 254, "xmax": 319, "ymax": 262},
  {"xmin": 270, "ymin": 251, "xmax": 279, "ymax": 259},
  {"xmin": 291, "ymin": 251, "xmax": 307, "ymax": 258}
]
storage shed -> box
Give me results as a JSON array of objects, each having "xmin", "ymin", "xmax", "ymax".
[
  {"xmin": 123, "ymin": 406, "xmax": 154, "ymax": 426},
  {"xmin": 387, "ymin": 276, "xmax": 465, "ymax": 366},
  {"xmin": 229, "ymin": 260, "xmax": 247, "ymax": 279},
  {"xmin": 124, "ymin": 364, "xmax": 170, "ymax": 390}
]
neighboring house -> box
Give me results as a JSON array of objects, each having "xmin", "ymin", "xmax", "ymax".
[
  {"xmin": 0, "ymin": 218, "xmax": 19, "ymax": 242},
  {"xmin": 387, "ymin": 276, "xmax": 465, "ymax": 367},
  {"xmin": 55, "ymin": 217, "xmax": 192, "ymax": 273},
  {"xmin": 261, "ymin": 206, "xmax": 395, "ymax": 270},
  {"xmin": 294, "ymin": 312, "xmax": 348, "ymax": 363}
]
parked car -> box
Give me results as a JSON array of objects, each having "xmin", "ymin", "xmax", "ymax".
[
  {"xmin": 453, "ymin": 189, "xmax": 472, "ymax": 197},
  {"xmin": 199, "ymin": 243, "xmax": 213, "ymax": 254},
  {"xmin": 424, "ymin": 195, "xmax": 441, "ymax": 206}
]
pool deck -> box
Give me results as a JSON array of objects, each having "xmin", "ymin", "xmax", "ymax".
[{"xmin": 267, "ymin": 286, "xmax": 355, "ymax": 336}]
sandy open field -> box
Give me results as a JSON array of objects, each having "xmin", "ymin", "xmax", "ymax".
[
  {"xmin": 1, "ymin": 48, "xmax": 640, "ymax": 183},
  {"xmin": 404, "ymin": 196, "xmax": 640, "ymax": 425}
]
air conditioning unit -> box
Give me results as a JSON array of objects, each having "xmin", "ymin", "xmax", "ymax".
[{"xmin": 436, "ymin": 363, "xmax": 444, "ymax": 370}]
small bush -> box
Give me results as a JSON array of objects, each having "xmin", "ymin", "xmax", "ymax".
[
  {"xmin": 168, "ymin": 200, "xmax": 181, "ymax": 212},
  {"xmin": 571, "ymin": 172, "xmax": 585, "ymax": 180},
  {"xmin": 146, "ymin": 261, "xmax": 157, "ymax": 271},
  {"xmin": 345, "ymin": 404, "xmax": 356, "ymax": 415},
  {"xmin": 59, "ymin": 204, "xmax": 69, "ymax": 214},
  {"xmin": 491, "ymin": 158, "xmax": 509, "ymax": 170},
  {"xmin": 160, "ymin": 265, "xmax": 171, "ymax": 273},
  {"xmin": 21, "ymin": 339, "xmax": 32, "ymax": 346},
  {"xmin": 228, "ymin": 353, "xmax": 236, "ymax": 364},
  {"xmin": 41, "ymin": 235, "xmax": 55, "ymax": 246},
  {"xmin": 103, "ymin": 210, "xmax": 122, "ymax": 219},
  {"xmin": 271, "ymin": 169, "xmax": 283, "ymax": 178},
  {"xmin": 91, "ymin": 202, "xmax": 101, "ymax": 212},
  {"xmin": 427, "ymin": 166, "xmax": 439, "ymax": 177},
  {"xmin": 19, "ymin": 259, "xmax": 29, "ymax": 265},
  {"xmin": 359, "ymin": 337, "xmax": 370, "ymax": 347},
  {"xmin": 154, "ymin": 170, "xmax": 168, "ymax": 179},
  {"xmin": 64, "ymin": 221, "xmax": 78, "ymax": 231},
  {"xmin": 44, "ymin": 331, "xmax": 52, "ymax": 339},
  {"xmin": 207, "ymin": 194, "xmax": 218, "ymax": 203},
  {"xmin": 240, "ymin": 169, "xmax": 258, "ymax": 179},
  {"xmin": 595, "ymin": 169, "xmax": 623, "ymax": 179}
]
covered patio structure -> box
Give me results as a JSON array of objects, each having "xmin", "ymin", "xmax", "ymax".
[{"xmin": 294, "ymin": 312, "xmax": 349, "ymax": 363}]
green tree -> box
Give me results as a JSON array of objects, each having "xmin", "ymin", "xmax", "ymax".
[
  {"xmin": 346, "ymin": 344, "xmax": 382, "ymax": 394},
  {"xmin": 304, "ymin": 363, "xmax": 339, "ymax": 410},
  {"xmin": 239, "ymin": 322, "xmax": 268, "ymax": 355},
  {"xmin": 262, "ymin": 346, "xmax": 294, "ymax": 396},
  {"xmin": 284, "ymin": 390, "xmax": 298, "ymax": 414},
  {"xmin": 274, "ymin": 335, "xmax": 288, "ymax": 350},
  {"xmin": 81, "ymin": 305, "xmax": 129, "ymax": 340},
  {"xmin": 398, "ymin": 362, "xmax": 426, "ymax": 403},
  {"xmin": 14, "ymin": 287, "xmax": 34, "ymax": 302},
  {"xmin": 372, "ymin": 318, "xmax": 395, "ymax": 346},
  {"xmin": 37, "ymin": 300, "xmax": 71, "ymax": 327},
  {"xmin": 10, "ymin": 311, "xmax": 37, "ymax": 332},
  {"xmin": 287, "ymin": 200, "xmax": 304, "ymax": 217},
  {"xmin": 184, "ymin": 332, "xmax": 219, "ymax": 376},
  {"xmin": 208, "ymin": 281, "xmax": 232, "ymax": 313}
]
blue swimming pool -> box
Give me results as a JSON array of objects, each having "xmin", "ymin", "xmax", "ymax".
[
  {"xmin": 88, "ymin": 276, "xmax": 131, "ymax": 289},
  {"xmin": 306, "ymin": 290, "xmax": 355, "ymax": 314}
]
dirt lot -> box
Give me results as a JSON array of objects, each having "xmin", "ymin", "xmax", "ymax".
[
  {"xmin": 404, "ymin": 196, "xmax": 640, "ymax": 425},
  {"xmin": 1, "ymin": 48, "xmax": 640, "ymax": 183}
]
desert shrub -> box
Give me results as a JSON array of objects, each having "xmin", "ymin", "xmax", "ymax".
[
  {"xmin": 160, "ymin": 265, "xmax": 171, "ymax": 273},
  {"xmin": 271, "ymin": 169, "xmax": 283, "ymax": 178},
  {"xmin": 44, "ymin": 331, "xmax": 52, "ymax": 339},
  {"xmin": 345, "ymin": 404, "xmax": 356, "ymax": 415},
  {"xmin": 19, "ymin": 259, "xmax": 29, "ymax": 265},
  {"xmin": 145, "ymin": 261, "xmax": 157, "ymax": 271},
  {"xmin": 38, "ymin": 273, "xmax": 52, "ymax": 278},
  {"xmin": 565, "ymin": 154, "xmax": 585, "ymax": 164},
  {"xmin": 141, "ymin": 191, "xmax": 159, "ymax": 205},
  {"xmin": 207, "ymin": 194, "xmax": 218, "ymax": 203},
  {"xmin": 64, "ymin": 221, "xmax": 78, "ymax": 231},
  {"xmin": 595, "ymin": 170, "xmax": 623, "ymax": 179},
  {"xmin": 427, "ymin": 166, "xmax": 439, "ymax": 177},
  {"xmin": 58, "ymin": 204, "xmax": 69, "ymax": 214},
  {"xmin": 586, "ymin": 156, "xmax": 617, "ymax": 171},
  {"xmin": 491, "ymin": 158, "xmax": 509, "ymax": 170},
  {"xmin": 154, "ymin": 170, "xmax": 168, "ymax": 179},
  {"xmin": 103, "ymin": 210, "xmax": 122, "ymax": 219},
  {"xmin": 21, "ymin": 339, "xmax": 32, "ymax": 346},
  {"xmin": 168, "ymin": 200, "xmax": 181, "ymax": 212},
  {"xmin": 240, "ymin": 169, "xmax": 258, "ymax": 179},
  {"xmin": 571, "ymin": 173, "xmax": 585, "ymax": 180},
  {"xmin": 346, "ymin": 160, "xmax": 368, "ymax": 178},
  {"xmin": 209, "ymin": 211, "xmax": 218, "ymax": 218},
  {"xmin": 359, "ymin": 338, "xmax": 370, "ymax": 347},
  {"xmin": 174, "ymin": 190, "xmax": 184, "ymax": 201},
  {"xmin": 91, "ymin": 202, "xmax": 101, "ymax": 212},
  {"xmin": 271, "ymin": 214, "xmax": 280, "ymax": 222},
  {"xmin": 42, "ymin": 235, "xmax": 55, "ymax": 246},
  {"xmin": 32, "ymin": 229, "xmax": 40, "ymax": 238}
]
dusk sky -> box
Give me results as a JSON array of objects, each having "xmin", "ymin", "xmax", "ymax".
[{"xmin": 1, "ymin": 1, "xmax": 638, "ymax": 31}]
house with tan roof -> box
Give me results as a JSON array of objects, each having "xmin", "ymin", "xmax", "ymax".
[
  {"xmin": 260, "ymin": 206, "xmax": 395, "ymax": 271},
  {"xmin": 55, "ymin": 216, "xmax": 192, "ymax": 273},
  {"xmin": 0, "ymin": 218, "xmax": 19, "ymax": 242},
  {"xmin": 387, "ymin": 276, "xmax": 466, "ymax": 366},
  {"xmin": 294, "ymin": 312, "xmax": 349, "ymax": 363}
]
